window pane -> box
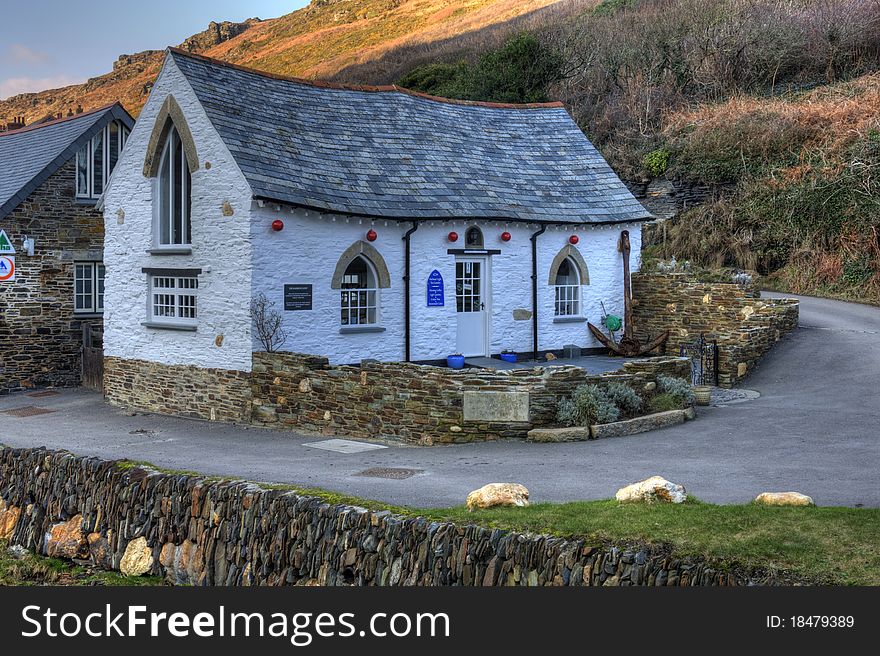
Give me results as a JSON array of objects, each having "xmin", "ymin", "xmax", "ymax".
[
  {"xmin": 108, "ymin": 122, "xmax": 120, "ymax": 178},
  {"xmin": 173, "ymin": 132, "xmax": 183, "ymax": 244},
  {"xmin": 76, "ymin": 146, "xmax": 89, "ymax": 197},
  {"xmin": 97, "ymin": 265, "xmax": 106, "ymax": 311},
  {"xmin": 74, "ymin": 264, "xmax": 94, "ymax": 312},
  {"xmin": 159, "ymin": 140, "xmax": 171, "ymax": 244},
  {"xmin": 92, "ymin": 132, "xmax": 104, "ymax": 196}
]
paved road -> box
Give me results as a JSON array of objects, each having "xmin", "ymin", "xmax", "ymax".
[{"xmin": 1, "ymin": 293, "xmax": 878, "ymax": 508}]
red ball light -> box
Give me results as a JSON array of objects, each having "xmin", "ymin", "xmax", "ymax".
[
  {"xmin": 569, "ymin": 234, "xmax": 579, "ymax": 245},
  {"xmin": 366, "ymin": 229, "xmax": 378, "ymax": 242},
  {"xmin": 448, "ymin": 231, "xmax": 459, "ymax": 243},
  {"xmin": 271, "ymin": 219, "xmax": 284, "ymax": 232},
  {"xmin": 501, "ymin": 231, "xmax": 512, "ymax": 242}
]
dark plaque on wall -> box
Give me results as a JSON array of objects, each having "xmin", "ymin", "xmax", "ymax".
[
  {"xmin": 284, "ymin": 284, "xmax": 313, "ymax": 311},
  {"xmin": 427, "ymin": 269, "xmax": 445, "ymax": 307}
]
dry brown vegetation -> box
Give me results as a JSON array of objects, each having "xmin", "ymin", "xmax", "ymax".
[{"xmin": 0, "ymin": 0, "xmax": 561, "ymax": 124}]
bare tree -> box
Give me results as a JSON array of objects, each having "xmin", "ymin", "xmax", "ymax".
[{"xmin": 250, "ymin": 293, "xmax": 288, "ymax": 353}]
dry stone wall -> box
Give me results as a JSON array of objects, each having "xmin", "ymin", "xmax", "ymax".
[
  {"xmin": 631, "ymin": 273, "xmax": 799, "ymax": 386},
  {"xmin": 250, "ymin": 352, "xmax": 691, "ymax": 444},
  {"xmin": 104, "ymin": 356, "xmax": 251, "ymax": 422},
  {"xmin": 0, "ymin": 446, "xmax": 784, "ymax": 586}
]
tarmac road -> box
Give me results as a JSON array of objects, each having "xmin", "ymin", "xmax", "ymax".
[{"xmin": 1, "ymin": 292, "xmax": 877, "ymax": 508}]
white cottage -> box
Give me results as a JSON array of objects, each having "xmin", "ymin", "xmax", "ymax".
[{"xmin": 101, "ymin": 49, "xmax": 651, "ymax": 402}]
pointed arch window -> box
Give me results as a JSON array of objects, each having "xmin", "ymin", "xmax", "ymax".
[
  {"xmin": 340, "ymin": 256, "xmax": 379, "ymax": 326},
  {"xmin": 156, "ymin": 125, "xmax": 192, "ymax": 247},
  {"xmin": 554, "ymin": 257, "xmax": 581, "ymax": 317}
]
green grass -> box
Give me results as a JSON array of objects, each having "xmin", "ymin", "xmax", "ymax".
[
  {"xmin": 416, "ymin": 499, "xmax": 880, "ymax": 586},
  {"xmin": 112, "ymin": 460, "xmax": 880, "ymax": 585},
  {"xmin": 0, "ymin": 540, "xmax": 164, "ymax": 587}
]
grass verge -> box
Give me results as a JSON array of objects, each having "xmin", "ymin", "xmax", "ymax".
[
  {"xmin": 46, "ymin": 460, "xmax": 878, "ymax": 586},
  {"xmin": 0, "ymin": 540, "xmax": 165, "ymax": 587}
]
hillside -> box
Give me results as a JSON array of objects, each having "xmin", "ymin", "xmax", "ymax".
[
  {"xmin": 370, "ymin": 0, "xmax": 880, "ymax": 303},
  {"xmin": 0, "ymin": 0, "xmax": 562, "ymax": 124}
]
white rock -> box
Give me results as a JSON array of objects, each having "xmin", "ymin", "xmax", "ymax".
[
  {"xmin": 615, "ymin": 476, "xmax": 687, "ymax": 504},
  {"xmin": 466, "ymin": 483, "xmax": 529, "ymax": 511},
  {"xmin": 754, "ymin": 492, "xmax": 814, "ymax": 507}
]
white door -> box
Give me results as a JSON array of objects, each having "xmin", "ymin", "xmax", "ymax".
[{"xmin": 455, "ymin": 257, "xmax": 490, "ymax": 356}]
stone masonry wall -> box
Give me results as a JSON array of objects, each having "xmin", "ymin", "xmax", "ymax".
[
  {"xmin": 251, "ymin": 352, "xmax": 691, "ymax": 444},
  {"xmin": 0, "ymin": 447, "xmax": 785, "ymax": 586},
  {"xmin": 104, "ymin": 356, "xmax": 251, "ymax": 422},
  {"xmin": 631, "ymin": 273, "xmax": 799, "ymax": 386},
  {"xmin": 0, "ymin": 161, "xmax": 105, "ymax": 393}
]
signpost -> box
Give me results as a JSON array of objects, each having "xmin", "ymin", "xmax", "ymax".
[
  {"xmin": 427, "ymin": 269, "xmax": 444, "ymax": 307},
  {"xmin": 284, "ymin": 284, "xmax": 313, "ymax": 311}
]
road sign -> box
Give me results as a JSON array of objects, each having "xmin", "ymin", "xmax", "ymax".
[
  {"xmin": 0, "ymin": 230, "xmax": 15, "ymax": 254},
  {"xmin": 0, "ymin": 255, "xmax": 15, "ymax": 281}
]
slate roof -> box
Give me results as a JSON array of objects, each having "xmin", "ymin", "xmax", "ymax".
[
  {"xmin": 0, "ymin": 104, "xmax": 134, "ymax": 220},
  {"xmin": 168, "ymin": 49, "xmax": 651, "ymax": 224}
]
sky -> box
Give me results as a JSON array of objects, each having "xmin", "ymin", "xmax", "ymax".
[{"xmin": 0, "ymin": 1, "xmax": 309, "ymax": 100}]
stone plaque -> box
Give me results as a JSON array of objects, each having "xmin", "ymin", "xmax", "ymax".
[
  {"xmin": 463, "ymin": 391, "xmax": 529, "ymax": 423},
  {"xmin": 284, "ymin": 284, "xmax": 312, "ymax": 311}
]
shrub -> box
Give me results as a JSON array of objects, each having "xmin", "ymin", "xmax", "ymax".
[
  {"xmin": 649, "ymin": 393, "xmax": 682, "ymax": 413},
  {"xmin": 398, "ymin": 32, "xmax": 564, "ymax": 104},
  {"xmin": 643, "ymin": 148, "xmax": 670, "ymax": 177},
  {"xmin": 656, "ymin": 375, "xmax": 696, "ymax": 407},
  {"xmin": 556, "ymin": 384, "xmax": 620, "ymax": 427},
  {"xmin": 603, "ymin": 382, "xmax": 643, "ymax": 418}
]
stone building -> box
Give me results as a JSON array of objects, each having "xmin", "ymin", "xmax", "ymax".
[
  {"xmin": 101, "ymin": 49, "xmax": 651, "ymax": 410},
  {"xmin": 0, "ymin": 104, "xmax": 134, "ymax": 392}
]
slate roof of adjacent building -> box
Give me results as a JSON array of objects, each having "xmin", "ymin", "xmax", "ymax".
[
  {"xmin": 0, "ymin": 103, "xmax": 134, "ymax": 220},
  {"xmin": 168, "ymin": 49, "xmax": 651, "ymax": 224}
]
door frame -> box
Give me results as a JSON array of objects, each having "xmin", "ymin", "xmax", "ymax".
[{"xmin": 454, "ymin": 255, "xmax": 491, "ymax": 357}]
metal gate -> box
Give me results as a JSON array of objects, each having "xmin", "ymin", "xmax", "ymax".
[
  {"xmin": 81, "ymin": 323, "xmax": 103, "ymax": 391},
  {"xmin": 679, "ymin": 334, "xmax": 718, "ymax": 386}
]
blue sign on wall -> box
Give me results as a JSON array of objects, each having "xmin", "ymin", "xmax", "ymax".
[{"xmin": 427, "ymin": 269, "xmax": 445, "ymax": 307}]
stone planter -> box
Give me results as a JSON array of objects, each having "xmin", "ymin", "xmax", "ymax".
[
  {"xmin": 527, "ymin": 407, "xmax": 696, "ymax": 442},
  {"xmin": 693, "ymin": 386, "xmax": 712, "ymax": 406}
]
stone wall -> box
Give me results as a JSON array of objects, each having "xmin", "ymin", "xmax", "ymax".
[
  {"xmin": 251, "ymin": 352, "xmax": 691, "ymax": 444},
  {"xmin": 0, "ymin": 161, "xmax": 104, "ymax": 393},
  {"xmin": 631, "ymin": 273, "xmax": 799, "ymax": 386},
  {"xmin": 104, "ymin": 356, "xmax": 251, "ymax": 422},
  {"xmin": 0, "ymin": 446, "xmax": 785, "ymax": 586}
]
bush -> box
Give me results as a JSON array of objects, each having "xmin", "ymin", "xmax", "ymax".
[
  {"xmin": 649, "ymin": 392, "xmax": 682, "ymax": 413},
  {"xmin": 656, "ymin": 375, "xmax": 696, "ymax": 407},
  {"xmin": 603, "ymin": 382, "xmax": 643, "ymax": 418},
  {"xmin": 398, "ymin": 32, "xmax": 564, "ymax": 104},
  {"xmin": 643, "ymin": 148, "xmax": 670, "ymax": 177},
  {"xmin": 556, "ymin": 384, "xmax": 621, "ymax": 427}
]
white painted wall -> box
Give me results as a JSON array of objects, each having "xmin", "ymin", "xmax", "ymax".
[
  {"xmin": 250, "ymin": 210, "xmax": 642, "ymax": 364},
  {"xmin": 250, "ymin": 206, "xmax": 407, "ymax": 364},
  {"xmin": 536, "ymin": 223, "xmax": 643, "ymax": 352},
  {"xmin": 102, "ymin": 56, "xmax": 255, "ymax": 372}
]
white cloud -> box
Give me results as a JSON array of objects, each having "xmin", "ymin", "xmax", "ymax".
[
  {"xmin": 0, "ymin": 75, "xmax": 82, "ymax": 100},
  {"xmin": 6, "ymin": 44, "xmax": 50, "ymax": 65}
]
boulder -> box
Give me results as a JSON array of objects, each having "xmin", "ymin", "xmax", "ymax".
[
  {"xmin": 615, "ymin": 476, "xmax": 687, "ymax": 504},
  {"xmin": 466, "ymin": 483, "xmax": 529, "ymax": 511},
  {"xmin": 120, "ymin": 536, "xmax": 154, "ymax": 576},
  {"xmin": 754, "ymin": 492, "xmax": 814, "ymax": 507},
  {"xmin": 0, "ymin": 498, "xmax": 21, "ymax": 540},
  {"xmin": 45, "ymin": 515, "xmax": 88, "ymax": 559}
]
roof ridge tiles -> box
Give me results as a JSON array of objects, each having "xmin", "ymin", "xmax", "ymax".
[
  {"xmin": 0, "ymin": 102, "xmax": 122, "ymax": 138},
  {"xmin": 166, "ymin": 47, "xmax": 565, "ymax": 110}
]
